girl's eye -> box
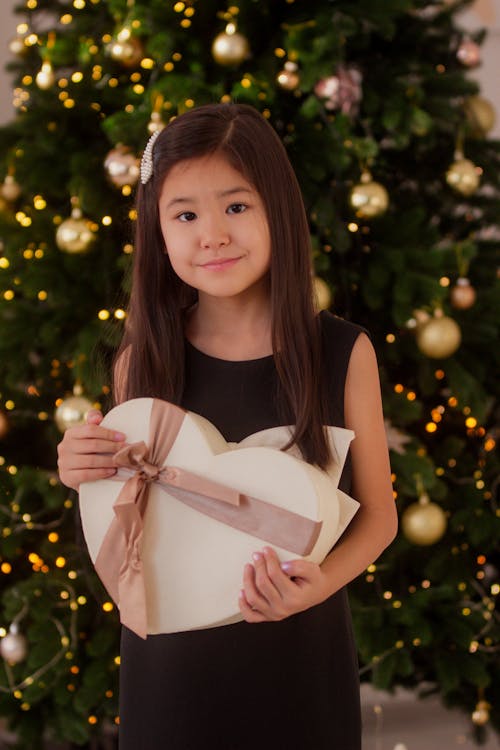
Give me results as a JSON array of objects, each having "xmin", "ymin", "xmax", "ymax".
[
  {"xmin": 227, "ymin": 203, "xmax": 247, "ymax": 215},
  {"xmin": 177, "ymin": 211, "xmax": 197, "ymax": 222}
]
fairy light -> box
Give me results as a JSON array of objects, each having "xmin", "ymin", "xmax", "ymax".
[
  {"xmin": 465, "ymin": 417, "xmax": 477, "ymax": 428},
  {"xmin": 103, "ymin": 602, "xmax": 114, "ymax": 612}
]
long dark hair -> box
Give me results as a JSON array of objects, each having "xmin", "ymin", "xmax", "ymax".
[{"xmin": 114, "ymin": 102, "xmax": 332, "ymax": 468}]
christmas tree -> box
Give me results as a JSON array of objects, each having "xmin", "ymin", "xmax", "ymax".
[{"xmin": 0, "ymin": 0, "xmax": 499, "ymax": 747}]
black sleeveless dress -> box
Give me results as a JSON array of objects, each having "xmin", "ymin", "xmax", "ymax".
[{"xmin": 118, "ymin": 311, "xmax": 365, "ymax": 749}]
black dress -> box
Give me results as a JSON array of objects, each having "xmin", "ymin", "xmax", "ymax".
[{"xmin": 119, "ymin": 311, "xmax": 365, "ymax": 750}]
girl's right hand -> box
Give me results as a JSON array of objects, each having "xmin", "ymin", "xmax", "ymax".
[{"xmin": 57, "ymin": 409, "xmax": 126, "ymax": 491}]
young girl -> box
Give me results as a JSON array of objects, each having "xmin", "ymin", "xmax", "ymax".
[{"xmin": 57, "ymin": 102, "xmax": 397, "ymax": 749}]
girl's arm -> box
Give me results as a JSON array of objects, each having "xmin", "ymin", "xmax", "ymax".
[{"xmin": 239, "ymin": 332, "xmax": 398, "ymax": 621}]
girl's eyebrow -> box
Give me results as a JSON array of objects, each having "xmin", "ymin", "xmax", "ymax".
[{"xmin": 165, "ymin": 186, "xmax": 253, "ymax": 210}]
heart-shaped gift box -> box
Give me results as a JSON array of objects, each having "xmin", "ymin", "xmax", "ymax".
[{"xmin": 79, "ymin": 398, "xmax": 359, "ymax": 637}]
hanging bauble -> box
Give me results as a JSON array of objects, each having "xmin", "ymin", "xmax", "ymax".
[
  {"xmin": 0, "ymin": 624, "xmax": 28, "ymax": 665},
  {"xmin": 472, "ymin": 700, "xmax": 490, "ymax": 726},
  {"xmin": 9, "ymin": 35, "xmax": 27, "ymax": 56},
  {"xmin": 277, "ymin": 61, "xmax": 300, "ymax": 92},
  {"xmin": 456, "ymin": 38, "xmax": 481, "ymax": 67},
  {"xmin": 107, "ymin": 27, "xmax": 144, "ymax": 68},
  {"xmin": 0, "ymin": 409, "xmax": 9, "ymax": 440},
  {"xmin": 314, "ymin": 65, "xmax": 363, "ymax": 117},
  {"xmin": 416, "ymin": 308, "xmax": 461, "ymax": 358},
  {"xmin": 349, "ymin": 171, "xmax": 389, "ymax": 219},
  {"xmin": 56, "ymin": 205, "xmax": 95, "ymax": 254},
  {"xmin": 36, "ymin": 60, "xmax": 55, "ymax": 90},
  {"xmin": 55, "ymin": 390, "xmax": 93, "ymax": 432},
  {"xmin": 445, "ymin": 157, "xmax": 480, "ymax": 196},
  {"xmin": 147, "ymin": 111, "xmax": 165, "ymax": 135},
  {"xmin": 450, "ymin": 277, "xmax": 476, "ymax": 310},
  {"xmin": 104, "ymin": 145, "xmax": 140, "ymax": 188},
  {"xmin": 313, "ymin": 276, "xmax": 332, "ymax": 311},
  {"xmin": 464, "ymin": 96, "xmax": 496, "ymax": 138},
  {"xmin": 1, "ymin": 175, "xmax": 22, "ymax": 203},
  {"xmin": 212, "ymin": 24, "xmax": 249, "ymax": 66},
  {"xmin": 402, "ymin": 492, "xmax": 447, "ymax": 546}
]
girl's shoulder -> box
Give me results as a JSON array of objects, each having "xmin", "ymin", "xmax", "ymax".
[{"xmin": 318, "ymin": 310, "xmax": 370, "ymax": 355}]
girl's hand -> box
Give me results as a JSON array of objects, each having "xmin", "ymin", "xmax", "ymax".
[
  {"xmin": 238, "ymin": 546, "xmax": 332, "ymax": 623},
  {"xmin": 57, "ymin": 409, "xmax": 126, "ymax": 491}
]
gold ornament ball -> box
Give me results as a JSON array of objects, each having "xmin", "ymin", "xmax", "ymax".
[
  {"xmin": 472, "ymin": 701, "xmax": 490, "ymax": 726},
  {"xmin": 147, "ymin": 112, "xmax": 165, "ymax": 135},
  {"xmin": 55, "ymin": 395, "xmax": 93, "ymax": 432},
  {"xmin": 0, "ymin": 627, "xmax": 27, "ymax": 665},
  {"xmin": 445, "ymin": 158, "xmax": 480, "ymax": 196},
  {"xmin": 56, "ymin": 212, "xmax": 95, "ymax": 254},
  {"xmin": 313, "ymin": 276, "xmax": 332, "ymax": 311},
  {"xmin": 104, "ymin": 145, "xmax": 140, "ymax": 188},
  {"xmin": 277, "ymin": 62, "xmax": 300, "ymax": 91},
  {"xmin": 36, "ymin": 61, "xmax": 55, "ymax": 90},
  {"xmin": 108, "ymin": 36, "xmax": 144, "ymax": 68},
  {"xmin": 416, "ymin": 314, "xmax": 461, "ymax": 358},
  {"xmin": 0, "ymin": 409, "xmax": 9, "ymax": 440},
  {"xmin": 1, "ymin": 175, "xmax": 22, "ymax": 202},
  {"xmin": 402, "ymin": 499, "xmax": 447, "ymax": 546},
  {"xmin": 464, "ymin": 96, "xmax": 496, "ymax": 138},
  {"xmin": 350, "ymin": 174, "xmax": 389, "ymax": 219},
  {"xmin": 450, "ymin": 277, "xmax": 476, "ymax": 310},
  {"xmin": 9, "ymin": 35, "xmax": 27, "ymax": 56},
  {"xmin": 212, "ymin": 31, "xmax": 249, "ymax": 66}
]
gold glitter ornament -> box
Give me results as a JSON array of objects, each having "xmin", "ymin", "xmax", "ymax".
[
  {"xmin": 277, "ymin": 61, "xmax": 300, "ymax": 91},
  {"xmin": 349, "ymin": 171, "xmax": 389, "ymax": 219},
  {"xmin": 104, "ymin": 145, "xmax": 140, "ymax": 188},
  {"xmin": 472, "ymin": 700, "xmax": 490, "ymax": 726},
  {"xmin": 212, "ymin": 27, "xmax": 249, "ymax": 66},
  {"xmin": 55, "ymin": 393, "xmax": 93, "ymax": 432},
  {"xmin": 9, "ymin": 35, "xmax": 27, "ymax": 56},
  {"xmin": 56, "ymin": 205, "xmax": 95, "ymax": 254},
  {"xmin": 450, "ymin": 277, "xmax": 476, "ymax": 310},
  {"xmin": 416, "ymin": 309, "xmax": 461, "ymax": 358},
  {"xmin": 36, "ymin": 60, "xmax": 55, "ymax": 90},
  {"xmin": 0, "ymin": 624, "xmax": 28, "ymax": 666},
  {"xmin": 402, "ymin": 492, "xmax": 447, "ymax": 546},
  {"xmin": 464, "ymin": 95, "xmax": 496, "ymax": 138},
  {"xmin": 1, "ymin": 175, "xmax": 22, "ymax": 203},
  {"xmin": 313, "ymin": 276, "xmax": 332, "ymax": 311},
  {"xmin": 107, "ymin": 28, "xmax": 144, "ymax": 68},
  {"xmin": 147, "ymin": 111, "xmax": 165, "ymax": 135},
  {"xmin": 445, "ymin": 157, "xmax": 480, "ymax": 196}
]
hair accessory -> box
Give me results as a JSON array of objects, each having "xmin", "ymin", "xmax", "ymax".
[{"xmin": 140, "ymin": 130, "xmax": 161, "ymax": 185}]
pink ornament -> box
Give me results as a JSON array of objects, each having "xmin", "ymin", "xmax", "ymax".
[
  {"xmin": 314, "ymin": 65, "xmax": 363, "ymax": 116},
  {"xmin": 456, "ymin": 38, "xmax": 481, "ymax": 67}
]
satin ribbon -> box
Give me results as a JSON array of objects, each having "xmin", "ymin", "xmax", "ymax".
[{"xmin": 94, "ymin": 400, "xmax": 322, "ymax": 639}]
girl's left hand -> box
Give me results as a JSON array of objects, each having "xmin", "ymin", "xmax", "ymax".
[{"xmin": 238, "ymin": 546, "xmax": 332, "ymax": 623}]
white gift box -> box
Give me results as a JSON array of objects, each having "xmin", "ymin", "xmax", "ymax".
[{"xmin": 79, "ymin": 398, "xmax": 359, "ymax": 637}]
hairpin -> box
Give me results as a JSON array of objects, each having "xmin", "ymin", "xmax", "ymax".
[{"xmin": 140, "ymin": 130, "xmax": 161, "ymax": 185}]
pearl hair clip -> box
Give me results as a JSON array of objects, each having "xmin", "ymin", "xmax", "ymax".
[{"xmin": 140, "ymin": 130, "xmax": 161, "ymax": 185}]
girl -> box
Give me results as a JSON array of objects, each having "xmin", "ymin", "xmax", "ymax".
[{"xmin": 58, "ymin": 102, "xmax": 397, "ymax": 749}]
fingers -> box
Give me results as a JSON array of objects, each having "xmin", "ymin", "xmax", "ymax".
[
  {"xmin": 239, "ymin": 547, "xmax": 298, "ymax": 623},
  {"xmin": 56, "ymin": 418, "xmax": 126, "ymax": 491},
  {"xmin": 86, "ymin": 409, "xmax": 103, "ymax": 424}
]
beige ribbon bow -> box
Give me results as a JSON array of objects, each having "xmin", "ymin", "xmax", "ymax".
[{"xmin": 94, "ymin": 400, "xmax": 322, "ymax": 639}]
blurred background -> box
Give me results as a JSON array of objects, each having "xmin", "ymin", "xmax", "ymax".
[{"xmin": 0, "ymin": 1, "xmax": 499, "ymax": 749}]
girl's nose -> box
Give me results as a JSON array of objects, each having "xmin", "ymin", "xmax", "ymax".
[{"xmin": 199, "ymin": 216, "xmax": 230, "ymax": 249}]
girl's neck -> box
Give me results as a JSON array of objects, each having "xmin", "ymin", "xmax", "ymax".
[{"xmin": 185, "ymin": 290, "xmax": 273, "ymax": 361}]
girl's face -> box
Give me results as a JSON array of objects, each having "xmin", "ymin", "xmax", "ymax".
[{"xmin": 158, "ymin": 153, "xmax": 271, "ymax": 301}]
